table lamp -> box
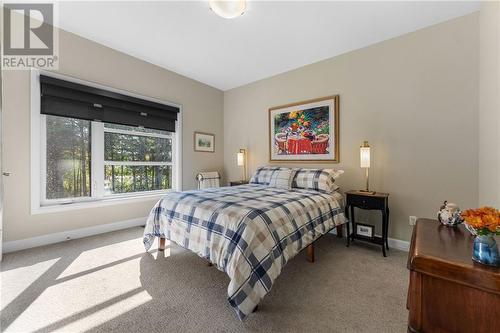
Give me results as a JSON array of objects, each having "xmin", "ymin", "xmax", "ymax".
[
  {"xmin": 237, "ymin": 148, "xmax": 247, "ymax": 181},
  {"xmin": 360, "ymin": 141, "xmax": 374, "ymax": 193}
]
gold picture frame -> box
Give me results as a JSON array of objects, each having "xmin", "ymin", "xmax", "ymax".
[
  {"xmin": 194, "ymin": 132, "xmax": 215, "ymax": 153},
  {"xmin": 268, "ymin": 95, "xmax": 339, "ymax": 163}
]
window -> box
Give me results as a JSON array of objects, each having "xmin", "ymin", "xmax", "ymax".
[
  {"xmin": 103, "ymin": 123, "xmax": 173, "ymax": 195},
  {"xmin": 45, "ymin": 116, "xmax": 91, "ymax": 200},
  {"xmin": 32, "ymin": 71, "xmax": 181, "ymax": 210},
  {"xmin": 41, "ymin": 116, "xmax": 176, "ymax": 206}
]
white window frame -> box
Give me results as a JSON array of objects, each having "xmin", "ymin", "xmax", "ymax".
[
  {"xmin": 30, "ymin": 69, "xmax": 183, "ymax": 214},
  {"xmin": 100, "ymin": 124, "xmax": 175, "ymax": 199}
]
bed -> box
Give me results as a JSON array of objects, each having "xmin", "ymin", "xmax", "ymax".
[{"xmin": 143, "ymin": 169, "xmax": 346, "ymax": 320}]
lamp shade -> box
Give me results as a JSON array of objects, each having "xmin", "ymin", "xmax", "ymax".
[
  {"xmin": 360, "ymin": 141, "xmax": 370, "ymax": 168},
  {"xmin": 237, "ymin": 152, "xmax": 245, "ymax": 166},
  {"xmin": 209, "ymin": 0, "xmax": 246, "ymax": 19}
]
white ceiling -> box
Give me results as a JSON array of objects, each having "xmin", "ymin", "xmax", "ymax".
[{"xmin": 57, "ymin": 1, "xmax": 480, "ymax": 91}]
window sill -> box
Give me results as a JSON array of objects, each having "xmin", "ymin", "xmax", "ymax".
[{"xmin": 31, "ymin": 191, "xmax": 169, "ymax": 215}]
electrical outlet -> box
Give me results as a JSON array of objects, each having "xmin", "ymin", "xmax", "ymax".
[{"xmin": 409, "ymin": 216, "xmax": 417, "ymax": 226}]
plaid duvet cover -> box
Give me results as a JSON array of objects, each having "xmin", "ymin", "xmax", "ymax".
[{"xmin": 143, "ymin": 184, "xmax": 346, "ymax": 320}]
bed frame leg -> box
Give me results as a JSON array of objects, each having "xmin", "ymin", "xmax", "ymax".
[
  {"xmin": 336, "ymin": 225, "xmax": 343, "ymax": 238},
  {"xmin": 159, "ymin": 237, "xmax": 166, "ymax": 251},
  {"xmin": 306, "ymin": 243, "xmax": 315, "ymax": 263}
]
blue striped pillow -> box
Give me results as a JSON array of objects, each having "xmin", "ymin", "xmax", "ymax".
[
  {"xmin": 291, "ymin": 168, "xmax": 343, "ymax": 193},
  {"xmin": 249, "ymin": 166, "xmax": 281, "ymax": 185},
  {"xmin": 268, "ymin": 168, "xmax": 297, "ymax": 190}
]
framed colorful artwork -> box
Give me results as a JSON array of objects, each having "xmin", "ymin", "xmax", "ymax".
[
  {"xmin": 268, "ymin": 95, "xmax": 339, "ymax": 162},
  {"xmin": 194, "ymin": 132, "xmax": 215, "ymax": 152}
]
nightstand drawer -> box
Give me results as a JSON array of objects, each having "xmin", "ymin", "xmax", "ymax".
[{"xmin": 347, "ymin": 194, "xmax": 386, "ymax": 210}]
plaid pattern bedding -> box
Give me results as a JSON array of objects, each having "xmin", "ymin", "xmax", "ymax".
[
  {"xmin": 249, "ymin": 166, "xmax": 281, "ymax": 185},
  {"xmin": 268, "ymin": 168, "xmax": 296, "ymax": 189},
  {"xmin": 292, "ymin": 168, "xmax": 343, "ymax": 193},
  {"xmin": 143, "ymin": 184, "xmax": 346, "ymax": 320}
]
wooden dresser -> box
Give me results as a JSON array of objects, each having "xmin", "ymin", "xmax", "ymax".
[{"xmin": 407, "ymin": 219, "xmax": 500, "ymax": 333}]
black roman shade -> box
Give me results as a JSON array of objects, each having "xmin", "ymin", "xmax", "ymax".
[{"xmin": 40, "ymin": 75, "xmax": 179, "ymax": 132}]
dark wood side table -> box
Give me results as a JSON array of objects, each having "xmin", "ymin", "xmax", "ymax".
[
  {"xmin": 345, "ymin": 190, "xmax": 390, "ymax": 256},
  {"xmin": 229, "ymin": 180, "xmax": 249, "ymax": 186},
  {"xmin": 407, "ymin": 219, "xmax": 500, "ymax": 333}
]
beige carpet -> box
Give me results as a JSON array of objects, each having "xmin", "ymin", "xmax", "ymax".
[{"xmin": 1, "ymin": 227, "xmax": 409, "ymax": 332}]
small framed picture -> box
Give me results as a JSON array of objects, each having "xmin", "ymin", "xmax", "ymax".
[
  {"xmin": 194, "ymin": 132, "xmax": 215, "ymax": 152},
  {"xmin": 356, "ymin": 223, "xmax": 374, "ymax": 238}
]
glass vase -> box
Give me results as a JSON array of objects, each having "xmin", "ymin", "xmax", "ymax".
[{"xmin": 472, "ymin": 235, "xmax": 500, "ymax": 267}]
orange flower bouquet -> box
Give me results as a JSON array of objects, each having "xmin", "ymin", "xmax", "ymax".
[{"xmin": 461, "ymin": 207, "xmax": 500, "ymax": 236}]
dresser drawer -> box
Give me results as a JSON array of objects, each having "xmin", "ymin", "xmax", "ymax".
[{"xmin": 347, "ymin": 194, "xmax": 386, "ymax": 210}]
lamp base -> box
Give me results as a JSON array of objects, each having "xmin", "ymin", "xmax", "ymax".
[{"xmin": 359, "ymin": 189, "xmax": 376, "ymax": 194}]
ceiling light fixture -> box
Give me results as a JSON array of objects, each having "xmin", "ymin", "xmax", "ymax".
[{"xmin": 209, "ymin": 0, "xmax": 246, "ymax": 19}]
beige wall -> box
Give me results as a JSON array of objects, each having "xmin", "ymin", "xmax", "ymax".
[
  {"xmin": 479, "ymin": 1, "xmax": 500, "ymax": 207},
  {"xmin": 2, "ymin": 12, "xmax": 483, "ymax": 244},
  {"xmin": 223, "ymin": 14, "xmax": 479, "ymax": 242},
  {"xmin": 2, "ymin": 28, "xmax": 224, "ymax": 242}
]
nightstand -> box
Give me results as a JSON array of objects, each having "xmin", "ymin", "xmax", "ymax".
[
  {"xmin": 345, "ymin": 190, "xmax": 390, "ymax": 257},
  {"xmin": 229, "ymin": 180, "xmax": 249, "ymax": 186}
]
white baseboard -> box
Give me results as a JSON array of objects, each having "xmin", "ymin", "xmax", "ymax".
[
  {"xmin": 387, "ymin": 237, "xmax": 410, "ymax": 252},
  {"xmin": 3, "ymin": 217, "xmax": 146, "ymax": 254},
  {"xmin": 4, "ymin": 218, "xmax": 410, "ymax": 254},
  {"xmin": 329, "ymin": 228, "xmax": 410, "ymax": 252}
]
